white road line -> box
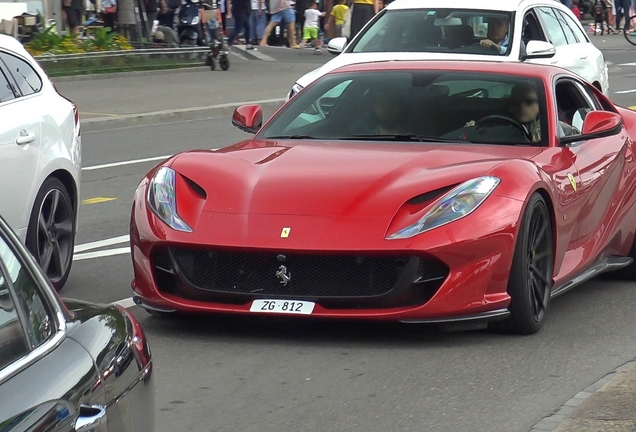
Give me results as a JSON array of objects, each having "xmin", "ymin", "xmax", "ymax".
[
  {"xmin": 74, "ymin": 235, "xmax": 130, "ymax": 253},
  {"xmin": 83, "ymin": 155, "xmax": 172, "ymax": 171},
  {"xmin": 619, "ymin": 62, "xmax": 636, "ymax": 67},
  {"xmin": 113, "ymin": 297, "xmax": 136, "ymax": 309},
  {"xmin": 74, "ymin": 247, "xmax": 130, "ymax": 261},
  {"xmin": 615, "ymin": 89, "xmax": 636, "ymax": 94}
]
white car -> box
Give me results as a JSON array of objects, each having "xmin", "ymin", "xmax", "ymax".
[
  {"xmin": 0, "ymin": 35, "xmax": 81, "ymax": 290},
  {"xmin": 289, "ymin": 0, "xmax": 609, "ymax": 98}
]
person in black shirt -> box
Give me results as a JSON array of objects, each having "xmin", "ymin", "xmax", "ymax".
[{"xmin": 228, "ymin": 0, "xmax": 253, "ymax": 49}]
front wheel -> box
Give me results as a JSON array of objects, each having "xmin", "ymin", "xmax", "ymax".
[
  {"xmin": 26, "ymin": 177, "xmax": 76, "ymax": 291},
  {"xmin": 220, "ymin": 55, "xmax": 230, "ymax": 71},
  {"xmin": 623, "ymin": 15, "xmax": 636, "ymax": 46},
  {"xmin": 492, "ymin": 193, "xmax": 553, "ymax": 334}
]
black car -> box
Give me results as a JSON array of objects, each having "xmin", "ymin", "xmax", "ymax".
[{"xmin": 0, "ymin": 216, "xmax": 154, "ymax": 431}]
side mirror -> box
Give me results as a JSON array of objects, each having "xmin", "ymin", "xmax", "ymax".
[
  {"xmin": 520, "ymin": 40, "xmax": 556, "ymax": 60},
  {"xmin": 560, "ymin": 111, "xmax": 623, "ymax": 145},
  {"xmin": 581, "ymin": 111, "xmax": 622, "ymax": 136},
  {"xmin": 232, "ymin": 104, "xmax": 263, "ymax": 134},
  {"xmin": 327, "ymin": 37, "xmax": 347, "ymax": 56}
]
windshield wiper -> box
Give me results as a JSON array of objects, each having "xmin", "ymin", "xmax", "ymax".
[
  {"xmin": 340, "ymin": 134, "xmax": 466, "ymax": 143},
  {"xmin": 266, "ymin": 134, "xmax": 319, "ymax": 139}
]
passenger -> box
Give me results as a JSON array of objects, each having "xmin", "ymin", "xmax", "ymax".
[
  {"xmin": 350, "ymin": 87, "xmax": 408, "ymax": 135},
  {"xmin": 479, "ymin": 16, "xmax": 510, "ymax": 54}
]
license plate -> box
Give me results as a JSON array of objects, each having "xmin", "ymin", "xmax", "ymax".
[{"xmin": 250, "ymin": 299, "xmax": 315, "ymax": 315}]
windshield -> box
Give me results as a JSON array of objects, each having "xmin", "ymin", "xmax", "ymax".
[
  {"xmin": 258, "ymin": 70, "xmax": 548, "ymax": 146},
  {"xmin": 349, "ymin": 9, "xmax": 514, "ymax": 56}
]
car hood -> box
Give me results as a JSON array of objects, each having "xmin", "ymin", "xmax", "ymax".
[
  {"xmin": 170, "ymin": 141, "xmax": 541, "ymax": 220},
  {"xmin": 295, "ymin": 52, "xmax": 514, "ymax": 88}
]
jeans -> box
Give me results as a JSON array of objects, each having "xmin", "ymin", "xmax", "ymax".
[
  {"xmin": 616, "ymin": 0, "xmax": 631, "ymax": 29},
  {"xmin": 249, "ymin": 9, "xmax": 266, "ymax": 41},
  {"xmin": 228, "ymin": 10, "xmax": 250, "ymax": 45}
]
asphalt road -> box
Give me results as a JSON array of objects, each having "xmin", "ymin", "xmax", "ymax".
[{"xmin": 59, "ymin": 45, "xmax": 636, "ymax": 432}]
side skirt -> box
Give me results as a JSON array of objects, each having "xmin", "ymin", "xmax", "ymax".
[{"xmin": 551, "ymin": 256, "xmax": 633, "ymax": 299}]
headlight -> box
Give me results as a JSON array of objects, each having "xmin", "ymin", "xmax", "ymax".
[
  {"xmin": 147, "ymin": 167, "xmax": 192, "ymax": 232},
  {"xmin": 387, "ymin": 176, "xmax": 500, "ymax": 239},
  {"xmin": 287, "ymin": 83, "xmax": 303, "ymax": 100},
  {"xmin": 191, "ymin": 16, "xmax": 200, "ymax": 25}
]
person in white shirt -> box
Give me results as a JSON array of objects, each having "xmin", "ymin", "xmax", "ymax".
[{"xmin": 303, "ymin": 1, "xmax": 325, "ymax": 53}]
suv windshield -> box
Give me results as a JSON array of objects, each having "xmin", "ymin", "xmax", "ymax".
[
  {"xmin": 258, "ymin": 70, "xmax": 547, "ymax": 146},
  {"xmin": 349, "ymin": 9, "xmax": 514, "ymax": 56}
]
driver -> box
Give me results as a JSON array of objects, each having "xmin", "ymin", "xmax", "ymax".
[
  {"xmin": 465, "ymin": 82, "xmax": 541, "ymax": 142},
  {"xmin": 479, "ymin": 16, "xmax": 509, "ymax": 54}
]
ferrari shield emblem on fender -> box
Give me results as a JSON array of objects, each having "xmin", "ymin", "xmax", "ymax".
[
  {"xmin": 276, "ymin": 265, "xmax": 291, "ymax": 285},
  {"xmin": 567, "ymin": 173, "xmax": 577, "ymax": 192},
  {"xmin": 280, "ymin": 227, "xmax": 291, "ymax": 238}
]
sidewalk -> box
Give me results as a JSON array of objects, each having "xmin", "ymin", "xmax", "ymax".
[
  {"xmin": 531, "ymin": 360, "xmax": 636, "ymax": 431},
  {"xmin": 54, "ymin": 58, "xmax": 326, "ymax": 131}
]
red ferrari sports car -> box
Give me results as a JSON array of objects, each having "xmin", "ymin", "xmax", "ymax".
[{"xmin": 130, "ymin": 60, "xmax": 636, "ymax": 334}]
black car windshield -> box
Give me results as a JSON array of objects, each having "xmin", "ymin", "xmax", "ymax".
[
  {"xmin": 258, "ymin": 70, "xmax": 548, "ymax": 146},
  {"xmin": 348, "ymin": 9, "xmax": 514, "ymax": 56}
]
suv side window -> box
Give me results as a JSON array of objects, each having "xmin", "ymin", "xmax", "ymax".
[
  {"xmin": 558, "ymin": 10, "xmax": 589, "ymax": 43},
  {"xmin": 553, "ymin": 8, "xmax": 579, "ymax": 43},
  {"xmin": 537, "ymin": 7, "xmax": 568, "ymax": 46},
  {"xmin": 0, "ymin": 263, "xmax": 28, "ymax": 369},
  {"xmin": 522, "ymin": 11, "xmax": 548, "ymax": 43},
  {"xmin": 0, "ymin": 68, "xmax": 16, "ymax": 103},
  {"xmin": 0, "ymin": 237, "xmax": 53, "ymax": 348},
  {"xmin": 0, "ymin": 53, "xmax": 42, "ymax": 97}
]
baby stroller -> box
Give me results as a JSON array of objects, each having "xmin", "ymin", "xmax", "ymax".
[{"xmin": 203, "ymin": 0, "xmax": 230, "ymax": 71}]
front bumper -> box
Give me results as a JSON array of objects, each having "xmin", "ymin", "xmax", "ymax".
[{"xmin": 130, "ymin": 190, "xmax": 523, "ymax": 322}]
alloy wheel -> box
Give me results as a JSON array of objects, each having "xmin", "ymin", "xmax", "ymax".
[
  {"xmin": 526, "ymin": 205, "xmax": 552, "ymax": 323},
  {"xmin": 36, "ymin": 188, "xmax": 74, "ymax": 284}
]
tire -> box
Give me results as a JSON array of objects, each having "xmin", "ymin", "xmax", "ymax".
[
  {"xmin": 492, "ymin": 193, "xmax": 553, "ymax": 335},
  {"xmin": 26, "ymin": 177, "xmax": 75, "ymax": 291},
  {"xmin": 220, "ymin": 55, "xmax": 230, "ymax": 71},
  {"xmin": 623, "ymin": 15, "xmax": 636, "ymax": 47}
]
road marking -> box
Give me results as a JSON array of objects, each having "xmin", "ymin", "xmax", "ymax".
[
  {"xmin": 113, "ymin": 297, "xmax": 136, "ymax": 308},
  {"xmin": 83, "ymin": 155, "xmax": 172, "ymax": 171},
  {"xmin": 619, "ymin": 62, "xmax": 636, "ymax": 66},
  {"xmin": 631, "ymin": 106, "xmax": 636, "ymax": 110},
  {"xmin": 74, "ymin": 234, "xmax": 130, "ymax": 253},
  {"xmin": 615, "ymin": 89, "xmax": 636, "ymax": 94},
  {"xmin": 74, "ymin": 247, "xmax": 130, "ymax": 261},
  {"xmin": 83, "ymin": 111, "xmax": 119, "ymax": 117},
  {"xmin": 82, "ymin": 197, "xmax": 117, "ymax": 204}
]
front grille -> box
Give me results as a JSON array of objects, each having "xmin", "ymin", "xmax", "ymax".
[
  {"xmin": 150, "ymin": 248, "xmax": 449, "ymax": 308},
  {"xmin": 170, "ymin": 248, "xmax": 410, "ymax": 297}
]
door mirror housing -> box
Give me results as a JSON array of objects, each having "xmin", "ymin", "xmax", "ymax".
[
  {"xmin": 560, "ymin": 111, "xmax": 623, "ymax": 145},
  {"xmin": 521, "ymin": 40, "xmax": 556, "ymax": 60},
  {"xmin": 232, "ymin": 104, "xmax": 263, "ymax": 134},
  {"xmin": 327, "ymin": 37, "xmax": 347, "ymax": 55}
]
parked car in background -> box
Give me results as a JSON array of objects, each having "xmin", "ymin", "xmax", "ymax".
[
  {"xmin": 0, "ymin": 34, "xmax": 81, "ymax": 291},
  {"xmin": 288, "ymin": 0, "xmax": 609, "ymax": 99},
  {"xmin": 0, "ymin": 216, "xmax": 154, "ymax": 431}
]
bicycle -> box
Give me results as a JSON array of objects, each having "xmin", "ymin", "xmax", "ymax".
[{"xmin": 623, "ymin": 14, "xmax": 636, "ymax": 46}]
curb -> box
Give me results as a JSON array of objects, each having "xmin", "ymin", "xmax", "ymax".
[
  {"xmin": 529, "ymin": 359, "xmax": 636, "ymax": 432},
  {"xmin": 81, "ymin": 97, "xmax": 286, "ymax": 132},
  {"xmin": 229, "ymin": 45, "xmax": 277, "ymax": 62}
]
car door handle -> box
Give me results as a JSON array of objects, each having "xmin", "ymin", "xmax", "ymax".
[
  {"xmin": 73, "ymin": 404, "xmax": 106, "ymax": 432},
  {"xmin": 16, "ymin": 131, "xmax": 36, "ymax": 145},
  {"xmin": 580, "ymin": 54, "xmax": 588, "ymax": 59}
]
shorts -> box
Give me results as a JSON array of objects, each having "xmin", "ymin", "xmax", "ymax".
[
  {"xmin": 335, "ymin": 23, "xmax": 344, "ymax": 37},
  {"xmin": 64, "ymin": 6, "xmax": 82, "ymax": 28},
  {"xmin": 303, "ymin": 26, "xmax": 318, "ymax": 40},
  {"xmin": 270, "ymin": 7, "xmax": 295, "ymax": 24}
]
